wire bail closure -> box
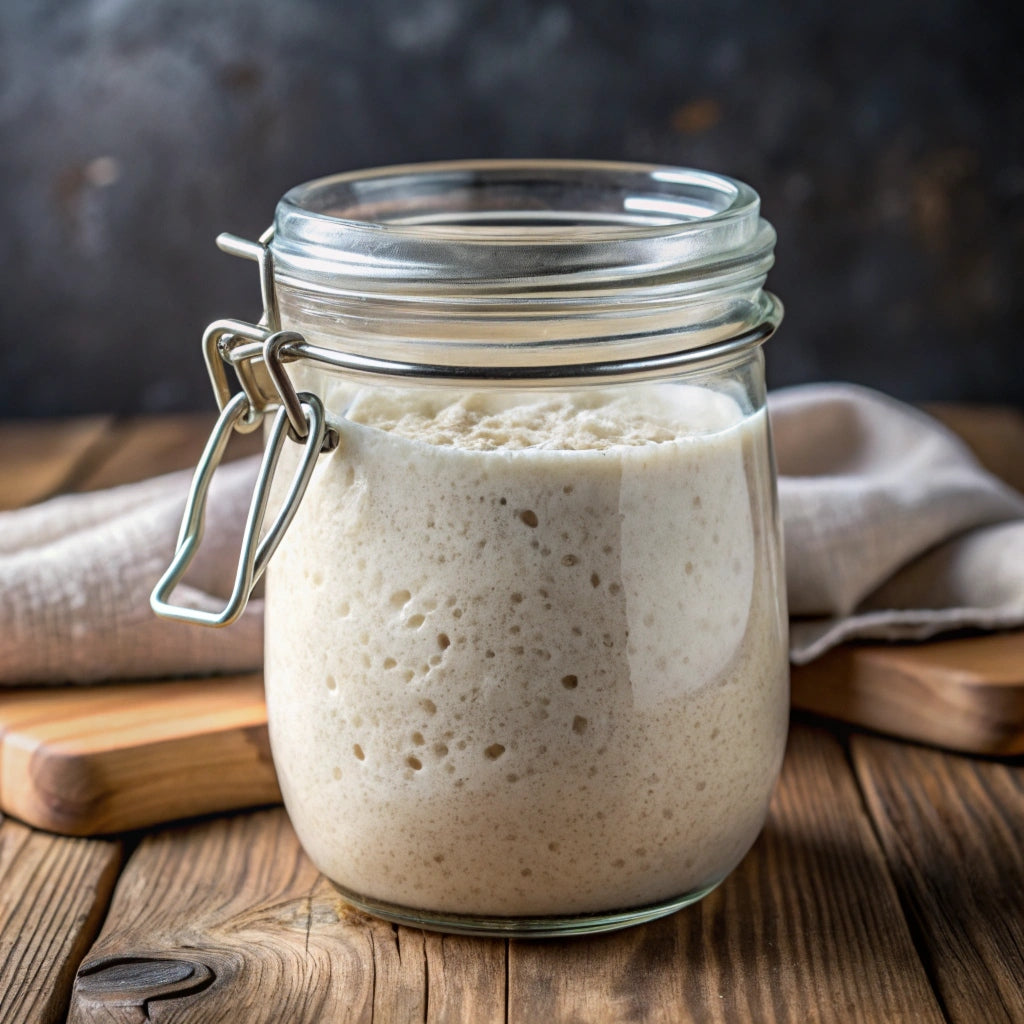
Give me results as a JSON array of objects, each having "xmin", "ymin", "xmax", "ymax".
[
  {"xmin": 151, "ymin": 229, "xmax": 336, "ymax": 627},
  {"xmin": 150, "ymin": 389, "xmax": 328, "ymax": 626}
]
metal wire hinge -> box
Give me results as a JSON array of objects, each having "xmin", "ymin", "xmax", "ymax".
[{"xmin": 150, "ymin": 230, "xmax": 337, "ymax": 627}]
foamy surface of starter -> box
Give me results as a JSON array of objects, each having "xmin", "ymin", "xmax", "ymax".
[{"xmin": 265, "ymin": 383, "xmax": 788, "ymax": 917}]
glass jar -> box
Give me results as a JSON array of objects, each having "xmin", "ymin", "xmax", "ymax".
[{"xmin": 154, "ymin": 160, "xmax": 788, "ymax": 937}]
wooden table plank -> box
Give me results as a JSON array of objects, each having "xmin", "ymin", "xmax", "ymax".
[
  {"xmin": 0, "ymin": 819, "xmax": 121, "ymax": 1024},
  {"xmin": 68, "ymin": 724, "xmax": 940, "ymax": 1024},
  {"xmin": 74, "ymin": 413, "xmax": 262, "ymax": 492},
  {"xmin": 0, "ymin": 412, "xmax": 259, "ymax": 512},
  {"xmin": 508, "ymin": 723, "xmax": 945, "ymax": 1024},
  {"xmin": 367, "ymin": 926, "xmax": 507, "ymax": 1024},
  {"xmin": 0, "ymin": 417, "xmax": 112, "ymax": 510},
  {"xmin": 67, "ymin": 807, "xmax": 507, "ymax": 1023},
  {"xmin": 422, "ymin": 935, "xmax": 508, "ymax": 1024},
  {"xmin": 852, "ymin": 734, "xmax": 1024, "ymax": 1024}
]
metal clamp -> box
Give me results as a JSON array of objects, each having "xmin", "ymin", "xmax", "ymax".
[
  {"xmin": 202, "ymin": 321, "xmax": 311, "ymax": 439},
  {"xmin": 199, "ymin": 228, "xmax": 314, "ymax": 437},
  {"xmin": 150, "ymin": 390, "xmax": 329, "ymax": 627},
  {"xmin": 153, "ymin": 228, "xmax": 340, "ymax": 628}
]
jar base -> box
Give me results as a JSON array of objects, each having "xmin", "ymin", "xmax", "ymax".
[{"xmin": 330, "ymin": 879, "xmax": 723, "ymax": 938}]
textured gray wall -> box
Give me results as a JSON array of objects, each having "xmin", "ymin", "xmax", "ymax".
[{"xmin": 2, "ymin": 0, "xmax": 1021, "ymax": 416}]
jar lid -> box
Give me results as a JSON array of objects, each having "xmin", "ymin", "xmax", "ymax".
[{"xmin": 270, "ymin": 159, "xmax": 776, "ymax": 299}]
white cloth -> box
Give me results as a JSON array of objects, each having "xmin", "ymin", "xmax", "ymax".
[
  {"xmin": 770, "ymin": 385, "xmax": 1024, "ymax": 663},
  {"xmin": 0, "ymin": 459, "xmax": 264, "ymax": 683},
  {"xmin": 773, "ymin": 384, "xmax": 1024, "ymax": 662},
  {"xmin": 1, "ymin": 383, "xmax": 1022, "ymax": 683}
]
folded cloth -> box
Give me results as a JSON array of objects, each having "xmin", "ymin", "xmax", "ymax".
[
  {"xmin": 0, "ymin": 459, "xmax": 264, "ymax": 683},
  {"xmin": 2, "ymin": 383, "xmax": 1023, "ymax": 683},
  {"xmin": 773, "ymin": 384, "xmax": 1024, "ymax": 662}
]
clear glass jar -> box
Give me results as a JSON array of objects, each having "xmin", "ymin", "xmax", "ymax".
[{"xmin": 165, "ymin": 160, "xmax": 789, "ymax": 937}]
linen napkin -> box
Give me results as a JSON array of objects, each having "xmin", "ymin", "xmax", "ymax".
[
  {"xmin": 0, "ymin": 459, "xmax": 264, "ymax": 683},
  {"xmin": 772, "ymin": 385, "xmax": 1024, "ymax": 662},
  {"xmin": 2, "ymin": 383, "xmax": 1023, "ymax": 684}
]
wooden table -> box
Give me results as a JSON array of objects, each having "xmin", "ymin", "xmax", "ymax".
[{"xmin": 1, "ymin": 413, "xmax": 1023, "ymax": 1024}]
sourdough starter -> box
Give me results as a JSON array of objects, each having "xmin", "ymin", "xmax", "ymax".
[{"xmin": 264, "ymin": 383, "xmax": 788, "ymax": 917}]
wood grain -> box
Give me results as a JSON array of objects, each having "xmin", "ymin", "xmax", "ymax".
[
  {"xmin": 507, "ymin": 723, "xmax": 945, "ymax": 1024},
  {"xmin": 0, "ymin": 675, "xmax": 280, "ymax": 835},
  {"xmin": 791, "ymin": 631, "xmax": 1024, "ymax": 755},
  {"xmin": 0, "ymin": 819, "xmax": 121, "ymax": 1024},
  {"xmin": 924, "ymin": 403, "xmax": 1024, "ymax": 495},
  {"xmin": 74, "ymin": 413, "xmax": 262, "ymax": 491},
  {"xmin": 67, "ymin": 807, "xmax": 507, "ymax": 1023},
  {"xmin": 0, "ymin": 416, "xmax": 111, "ymax": 510},
  {"xmin": 422, "ymin": 935, "xmax": 508, "ymax": 1024},
  {"xmin": 852, "ymin": 734, "xmax": 1024, "ymax": 1023},
  {"xmin": 67, "ymin": 724, "xmax": 940, "ymax": 1024}
]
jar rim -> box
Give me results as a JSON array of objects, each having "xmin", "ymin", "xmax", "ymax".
[{"xmin": 270, "ymin": 159, "xmax": 775, "ymax": 296}]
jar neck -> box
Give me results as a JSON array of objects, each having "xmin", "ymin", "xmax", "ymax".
[{"xmin": 268, "ymin": 160, "xmax": 780, "ymax": 374}]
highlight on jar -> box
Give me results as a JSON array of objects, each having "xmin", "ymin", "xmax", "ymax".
[{"xmin": 152, "ymin": 160, "xmax": 788, "ymax": 937}]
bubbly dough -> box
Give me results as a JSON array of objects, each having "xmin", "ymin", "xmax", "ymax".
[{"xmin": 265, "ymin": 383, "xmax": 788, "ymax": 917}]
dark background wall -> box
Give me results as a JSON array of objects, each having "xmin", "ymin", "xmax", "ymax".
[{"xmin": 1, "ymin": 0, "xmax": 1021, "ymax": 417}]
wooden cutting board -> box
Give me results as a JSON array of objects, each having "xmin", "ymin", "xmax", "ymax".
[
  {"xmin": 790, "ymin": 631, "xmax": 1024, "ymax": 756},
  {"xmin": 1, "ymin": 408, "xmax": 1022, "ymax": 837},
  {"xmin": 0, "ymin": 675, "xmax": 279, "ymax": 835}
]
